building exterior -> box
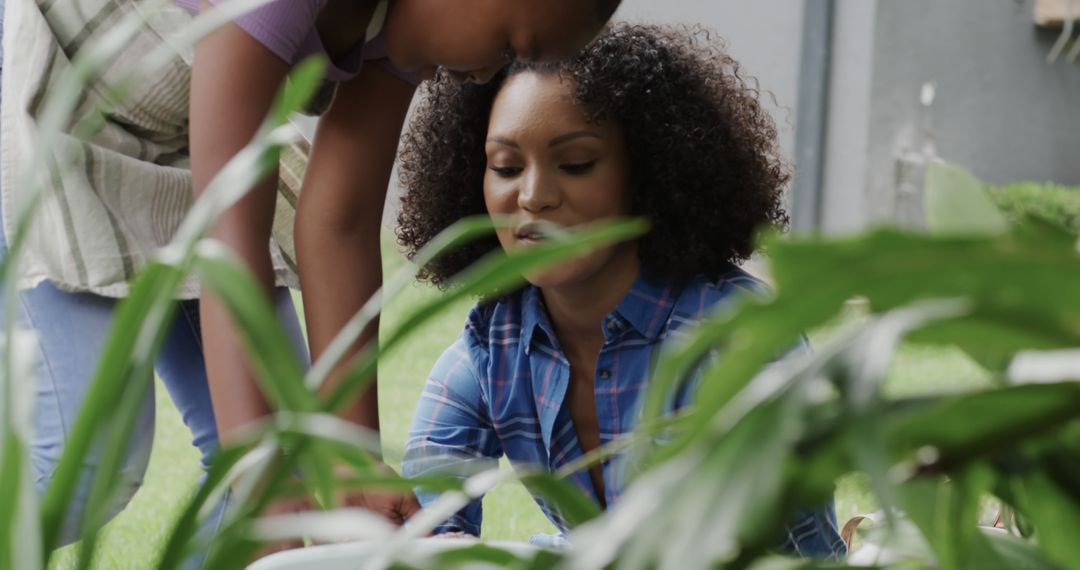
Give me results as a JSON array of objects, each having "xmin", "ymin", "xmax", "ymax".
[{"xmin": 622, "ymin": 0, "xmax": 1080, "ymax": 233}]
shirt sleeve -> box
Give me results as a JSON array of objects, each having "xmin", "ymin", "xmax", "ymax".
[
  {"xmin": 403, "ymin": 337, "xmax": 502, "ymax": 536},
  {"xmin": 205, "ymin": 0, "xmax": 326, "ymax": 67}
]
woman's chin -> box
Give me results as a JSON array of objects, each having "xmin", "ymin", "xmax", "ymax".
[{"xmin": 523, "ymin": 266, "xmax": 589, "ymax": 290}]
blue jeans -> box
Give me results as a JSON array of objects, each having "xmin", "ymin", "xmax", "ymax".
[{"xmin": 0, "ymin": 216, "xmax": 310, "ymax": 555}]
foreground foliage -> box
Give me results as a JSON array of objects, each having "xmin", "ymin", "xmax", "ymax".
[{"xmin": 0, "ymin": 3, "xmax": 1077, "ymax": 568}]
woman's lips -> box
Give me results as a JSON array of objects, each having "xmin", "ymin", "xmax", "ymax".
[{"xmin": 514, "ymin": 221, "xmax": 563, "ymax": 244}]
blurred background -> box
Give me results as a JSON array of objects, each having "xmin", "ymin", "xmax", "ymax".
[{"xmin": 326, "ymin": 0, "xmax": 1080, "ymax": 237}]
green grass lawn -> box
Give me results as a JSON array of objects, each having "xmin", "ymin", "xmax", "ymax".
[{"xmin": 48, "ymin": 241, "xmax": 992, "ymax": 568}]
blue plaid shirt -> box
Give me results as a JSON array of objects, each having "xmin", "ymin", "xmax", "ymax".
[{"xmin": 403, "ymin": 268, "xmax": 846, "ymax": 559}]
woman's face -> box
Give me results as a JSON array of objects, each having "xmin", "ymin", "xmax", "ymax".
[
  {"xmin": 384, "ymin": 0, "xmax": 604, "ymax": 83},
  {"xmin": 483, "ymin": 72, "xmax": 637, "ymax": 289}
]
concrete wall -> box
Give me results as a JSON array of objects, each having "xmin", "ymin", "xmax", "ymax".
[
  {"xmin": 616, "ymin": 0, "xmax": 804, "ymax": 159},
  {"xmin": 842, "ymin": 0, "xmax": 1080, "ymax": 230},
  {"xmin": 819, "ymin": 0, "xmax": 877, "ymax": 233}
]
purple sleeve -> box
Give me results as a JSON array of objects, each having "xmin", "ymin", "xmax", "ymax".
[
  {"xmin": 175, "ymin": 0, "xmax": 326, "ymax": 68},
  {"xmin": 174, "ymin": 0, "xmax": 420, "ymax": 85}
]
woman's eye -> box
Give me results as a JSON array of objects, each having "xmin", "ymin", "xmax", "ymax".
[
  {"xmin": 489, "ymin": 166, "xmax": 522, "ymax": 177},
  {"xmin": 560, "ymin": 161, "xmax": 597, "ymax": 175}
]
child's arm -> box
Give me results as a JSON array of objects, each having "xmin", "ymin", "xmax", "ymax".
[
  {"xmin": 191, "ymin": 16, "xmax": 420, "ymax": 524},
  {"xmin": 404, "ymin": 338, "xmax": 503, "ymax": 536},
  {"xmin": 295, "ymin": 63, "xmax": 416, "ymax": 430},
  {"xmin": 190, "ymin": 16, "xmax": 290, "ymax": 444}
]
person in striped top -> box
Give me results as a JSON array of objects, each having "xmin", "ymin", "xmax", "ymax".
[{"xmin": 396, "ymin": 25, "xmax": 846, "ymax": 559}]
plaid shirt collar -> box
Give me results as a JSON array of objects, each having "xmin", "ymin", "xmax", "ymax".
[{"xmin": 519, "ymin": 274, "xmax": 681, "ymax": 356}]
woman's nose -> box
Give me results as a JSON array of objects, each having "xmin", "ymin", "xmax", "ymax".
[{"xmin": 518, "ymin": 170, "xmax": 561, "ymax": 212}]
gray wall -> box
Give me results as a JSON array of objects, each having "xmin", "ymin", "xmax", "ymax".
[
  {"xmin": 826, "ymin": 0, "xmax": 1080, "ymax": 231},
  {"xmin": 616, "ymin": 0, "xmax": 804, "ymax": 159}
]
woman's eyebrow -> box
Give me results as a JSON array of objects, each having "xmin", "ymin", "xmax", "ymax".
[
  {"xmin": 486, "ymin": 136, "xmax": 519, "ymax": 148},
  {"xmin": 549, "ymin": 131, "xmax": 602, "ymax": 147}
]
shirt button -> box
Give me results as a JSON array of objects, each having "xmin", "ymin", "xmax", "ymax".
[
  {"xmin": 606, "ymin": 320, "xmax": 619, "ymax": 333},
  {"xmin": 598, "ymin": 369, "xmax": 611, "ymax": 380}
]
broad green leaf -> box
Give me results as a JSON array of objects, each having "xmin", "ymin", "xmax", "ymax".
[
  {"xmin": 1011, "ymin": 470, "xmax": 1080, "ymax": 569},
  {"xmin": 982, "ymin": 531, "xmax": 1060, "ymax": 570},
  {"xmin": 898, "ymin": 468, "xmax": 1001, "ymax": 569},
  {"xmin": 924, "ymin": 161, "xmax": 1009, "ymax": 236},
  {"xmin": 768, "ymin": 228, "xmax": 1080, "ymax": 369},
  {"xmin": 886, "ymin": 383, "xmax": 1080, "ymax": 465},
  {"xmin": 568, "ymin": 393, "xmax": 800, "ymax": 570}
]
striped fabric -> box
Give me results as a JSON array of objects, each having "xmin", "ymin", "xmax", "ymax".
[
  {"xmin": 403, "ymin": 269, "xmax": 772, "ymax": 534},
  {"xmin": 0, "ymin": 0, "xmax": 308, "ymax": 297}
]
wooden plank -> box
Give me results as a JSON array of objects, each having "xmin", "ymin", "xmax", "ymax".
[{"xmin": 1034, "ymin": 0, "xmax": 1080, "ymax": 27}]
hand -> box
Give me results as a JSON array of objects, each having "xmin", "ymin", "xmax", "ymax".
[
  {"xmin": 249, "ymin": 461, "xmax": 422, "ymax": 563},
  {"xmin": 335, "ymin": 462, "xmax": 422, "ymax": 526},
  {"xmin": 253, "ymin": 495, "xmax": 311, "ymax": 560}
]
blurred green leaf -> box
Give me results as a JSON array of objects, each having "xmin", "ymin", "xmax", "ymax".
[
  {"xmin": 519, "ymin": 472, "xmax": 602, "ymax": 528},
  {"xmin": 924, "ymin": 161, "xmax": 1009, "ymax": 236},
  {"xmin": 898, "ymin": 468, "xmax": 1000, "ymax": 569},
  {"xmin": 0, "ymin": 430, "xmax": 24, "ymax": 568},
  {"xmin": 40, "ymin": 52, "xmax": 321, "ymax": 562},
  {"xmin": 981, "ymin": 532, "xmax": 1060, "ymax": 570},
  {"xmin": 195, "ymin": 247, "xmax": 312, "ymax": 410},
  {"xmin": 270, "ymin": 57, "xmax": 327, "ymax": 126},
  {"xmin": 988, "ymin": 180, "xmax": 1080, "ymax": 235},
  {"xmin": 325, "ymin": 218, "xmax": 649, "ymax": 413},
  {"xmin": 1011, "ymin": 471, "xmax": 1080, "ymax": 569},
  {"xmin": 75, "ymin": 340, "xmax": 161, "ymax": 570},
  {"xmin": 432, "ymin": 543, "xmax": 529, "ymax": 568},
  {"xmin": 157, "ymin": 442, "xmax": 253, "ymax": 570},
  {"xmin": 196, "ymin": 247, "xmax": 340, "ymax": 508},
  {"xmin": 39, "ymin": 263, "xmax": 185, "ymax": 555},
  {"xmin": 886, "ymin": 383, "xmax": 1080, "ymax": 469},
  {"xmin": 307, "ymin": 216, "xmax": 504, "ymax": 392}
]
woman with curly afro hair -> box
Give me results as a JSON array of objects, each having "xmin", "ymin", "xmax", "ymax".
[{"xmin": 399, "ymin": 24, "xmax": 845, "ymax": 559}]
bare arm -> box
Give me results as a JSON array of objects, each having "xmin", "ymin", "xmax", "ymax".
[
  {"xmin": 190, "ymin": 10, "xmax": 290, "ymax": 443},
  {"xmin": 295, "ymin": 64, "xmax": 416, "ymax": 431}
]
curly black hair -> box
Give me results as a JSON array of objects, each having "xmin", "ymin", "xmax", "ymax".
[{"xmin": 396, "ymin": 23, "xmax": 790, "ymax": 288}]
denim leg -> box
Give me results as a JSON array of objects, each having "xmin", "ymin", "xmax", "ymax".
[
  {"xmin": 156, "ymin": 290, "xmax": 310, "ymax": 473},
  {"xmin": 156, "ymin": 289, "xmax": 309, "ymax": 568},
  {"xmin": 6, "ymin": 279, "xmax": 157, "ymax": 544}
]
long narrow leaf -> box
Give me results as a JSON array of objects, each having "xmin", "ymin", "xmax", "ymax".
[
  {"xmin": 519, "ymin": 472, "xmax": 602, "ymax": 528},
  {"xmin": 39, "ymin": 58, "xmax": 323, "ymax": 555},
  {"xmin": 326, "ymin": 219, "xmax": 649, "ymax": 413}
]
